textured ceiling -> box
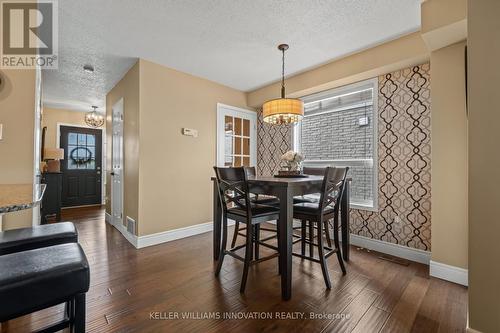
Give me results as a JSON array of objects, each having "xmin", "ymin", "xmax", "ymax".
[{"xmin": 42, "ymin": 0, "xmax": 421, "ymax": 112}]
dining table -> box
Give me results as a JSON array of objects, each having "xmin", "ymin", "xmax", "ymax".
[{"xmin": 211, "ymin": 175, "xmax": 351, "ymax": 300}]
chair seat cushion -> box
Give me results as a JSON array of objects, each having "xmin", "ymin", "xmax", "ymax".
[
  {"xmin": 293, "ymin": 194, "xmax": 320, "ymax": 204},
  {"xmin": 229, "ymin": 204, "xmax": 279, "ymax": 218},
  {"xmin": 293, "ymin": 202, "xmax": 334, "ymax": 215},
  {"xmin": 251, "ymin": 195, "xmax": 279, "ymax": 205},
  {"xmin": 0, "ymin": 243, "xmax": 90, "ymax": 322},
  {"xmin": 0, "ymin": 222, "xmax": 78, "ymax": 255}
]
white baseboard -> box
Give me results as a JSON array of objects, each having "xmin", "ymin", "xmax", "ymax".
[
  {"xmin": 349, "ymin": 234, "xmax": 431, "ymax": 265},
  {"xmin": 105, "ymin": 212, "xmax": 138, "ymax": 247},
  {"xmin": 430, "ymin": 260, "xmax": 468, "ymax": 286},
  {"xmin": 105, "ymin": 212, "xmax": 234, "ymax": 249}
]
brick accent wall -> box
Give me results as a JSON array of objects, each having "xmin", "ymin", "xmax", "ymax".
[{"xmin": 300, "ymin": 106, "xmax": 374, "ymax": 204}]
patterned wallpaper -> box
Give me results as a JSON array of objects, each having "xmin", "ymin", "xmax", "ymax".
[
  {"xmin": 256, "ymin": 63, "xmax": 431, "ymax": 251},
  {"xmin": 256, "ymin": 110, "xmax": 293, "ymax": 176}
]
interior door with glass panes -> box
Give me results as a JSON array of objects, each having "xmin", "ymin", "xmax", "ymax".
[{"xmin": 217, "ymin": 104, "xmax": 257, "ymax": 168}]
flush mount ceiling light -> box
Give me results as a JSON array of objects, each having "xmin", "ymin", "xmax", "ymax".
[
  {"xmin": 83, "ymin": 64, "xmax": 95, "ymax": 73},
  {"xmin": 262, "ymin": 44, "xmax": 304, "ymax": 125},
  {"xmin": 85, "ymin": 106, "xmax": 104, "ymax": 128}
]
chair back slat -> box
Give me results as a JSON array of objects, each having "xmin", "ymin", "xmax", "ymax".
[
  {"xmin": 318, "ymin": 167, "xmax": 349, "ymax": 214},
  {"xmin": 213, "ymin": 167, "xmax": 252, "ymax": 218},
  {"xmin": 303, "ymin": 166, "xmax": 326, "ymax": 176},
  {"xmin": 244, "ymin": 166, "xmax": 257, "ymax": 178}
]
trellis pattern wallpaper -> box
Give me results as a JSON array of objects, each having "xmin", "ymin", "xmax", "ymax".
[
  {"xmin": 351, "ymin": 63, "xmax": 431, "ymax": 251},
  {"xmin": 256, "ymin": 63, "xmax": 432, "ymax": 251},
  {"xmin": 256, "ymin": 110, "xmax": 293, "ymax": 176}
]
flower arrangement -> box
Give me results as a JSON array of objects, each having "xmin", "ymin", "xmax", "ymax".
[{"xmin": 281, "ymin": 150, "xmax": 304, "ymax": 172}]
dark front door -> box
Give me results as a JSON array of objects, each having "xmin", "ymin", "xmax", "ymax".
[{"xmin": 60, "ymin": 126, "xmax": 102, "ymax": 207}]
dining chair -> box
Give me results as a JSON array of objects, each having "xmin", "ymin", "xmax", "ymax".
[
  {"xmin": 230, "ymin": 167, "xmax": 280, "ymax": 253},
  {"xmin": 213, "ymin": 166, "xmax": 280, "ymax": 293},
  {"xmin": 294, "ymin": 166, "xmax": 334, "ymax": 248},
  {"xmin": 293, "ymin": 167, "xmax": 349, "ymax": 289}
]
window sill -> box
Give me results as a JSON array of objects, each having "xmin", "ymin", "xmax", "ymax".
[{"xmin": 351, "ymin": 202, "xmax": 378, "ymax": 212}]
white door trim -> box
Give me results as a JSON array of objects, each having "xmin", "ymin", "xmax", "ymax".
[
  {"xmin": 216, "ymin": 103, "xmax": 257, "ymax": 167},
  {"xmin": 111, "ymin": 98, "xmax": 124, "ymax": 228},
  {"xmin": 56, "ymin": 122, "xmax": 106, "ymax": 205}
]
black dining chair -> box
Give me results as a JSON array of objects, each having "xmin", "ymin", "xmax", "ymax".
[
  {"xmin": 294, "ymin": 166, "xmax": 335, "ymax": 248},
  {"xmin": 213, "ymin": 166, "xmax": 280, "ymax": 293},
  {"xmin": 230, "ymin": 167, "xmax": 280, "ymax": 250},
  {"xmin": 293, "ymin": 167, "xmax": 349, "ymax": 289}
]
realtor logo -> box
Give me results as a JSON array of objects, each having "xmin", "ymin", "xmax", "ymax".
[{"xmin": 1, "ymin": 0, "xmax": 58, "ymax": 68}]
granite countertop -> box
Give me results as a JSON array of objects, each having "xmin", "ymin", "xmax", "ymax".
[{"xmin": 0, "ymin": 184, "xmax": 46, "ymax": 214}]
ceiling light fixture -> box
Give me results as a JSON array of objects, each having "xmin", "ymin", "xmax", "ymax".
[
  {"xmin": 85, "ymin": 106, "xmax": 104, "ymax": 128},
  {"xmin": 83, "ymin": 64, "xmax": 95, "ymax": 73},
  {"xmin": 262, "ymin": 44, "xmax": 304, "ymax": 125}
]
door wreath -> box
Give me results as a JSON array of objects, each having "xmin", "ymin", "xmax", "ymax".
[{"xmin": 70, "ymin": 147, "xmax": 93, "ymax": 165}]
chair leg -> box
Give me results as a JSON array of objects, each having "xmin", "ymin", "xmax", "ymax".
[
  {"xmin": 73, "ymin": 293, "xmax": 86, "ymax": 333},
  {"xmin": 240, "ymin": 222, "xmax": 253, "ymax": 293},
  {"xmin": 254, "ymin": 224, "xmax": 260, "ymax": 260},
  {"xmin": 333, "ymin": 215, "xmax": 347, "ymax": 275},
  {"xmin": 66, "ymin": 299, "xmax": 75, "ymax": 330},
  {"xmin": 301, "ymin": 220, "xmax": 306, "ymax": 256},
  {"xmin": 215, "ymin": 216, "xmax": 228, "ymax": 276},
  {"xmin": 309, "ymin": 220, "xmax": 314, "ymax": 258},
  {"xmin": 317, "ymin": 221, "xmax": 332, "ymax": 289},
  {"xmin": 324, "ymin": 219, "xmax": 333, "ymax": 247},
  {"xmin": 276, "ymin": 219, "xmax": 281, "ymax": 275},
  {"xmin": 231, "ymin": 220, "xmax": 240, "ymax": 248}
]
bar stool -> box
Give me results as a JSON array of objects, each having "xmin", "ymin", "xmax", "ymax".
[
  {"xmin": 293, "ymin": 167, "xmax": 349, "ymax": 289},
  {"xmin": 213, "ymin": 166, "xmax": 280, "ymax": 293}
]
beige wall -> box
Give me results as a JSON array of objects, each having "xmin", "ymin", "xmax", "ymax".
[
  {"xmin": 41, "ymin": 107, "xmax": 88, "ymax": 149},
  {"xmin": 430, "ymin": 41, "xmax": 468, "ymax": 269},
  {"xmin": 0, "ymin": 69, "xmax": 36, "ymax": 230},
  {"xmin": 247, "ymin": 32, "xmax": 429, "ymax": 107},
  {"xmin": 105, "ymin": 61, "xmax": 141, "ymax": 223},
  {"xmin": 421, "ymin": 0, "xmax": 467, "ymax": 52},
  {"xmin": 138, "ymin": 59, "xmax": 248, "ymax": 235},
  {"xmin": 468, "ymin": 0, "xmax": 500, "ymax": 331}
]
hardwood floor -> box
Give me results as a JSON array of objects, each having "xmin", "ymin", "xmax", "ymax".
[{"xmin": 2, "ymin": 206, "xmax": 467, "ymax": 332}]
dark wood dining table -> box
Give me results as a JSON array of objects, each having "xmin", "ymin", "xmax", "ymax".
[{"xmin": 211, "ymin": 175, "xmax": 351, "ymax": 300}]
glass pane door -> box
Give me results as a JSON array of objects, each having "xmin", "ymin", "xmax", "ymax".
[
  {"xmin": 217, "ymin": 104, "xmax": 256, "ymax": 168},
  {"xmin": 224, "ymin": 116, "xmax": 251, "ymax": 167}
]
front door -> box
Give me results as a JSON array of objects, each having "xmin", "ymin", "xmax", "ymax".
[
  {"xmin": 217, "ymin": 104, "xmax": 257, "ymax": 167},
  {"xmin": 60, "ymin": 126, "xmax": 102, "ymax": 207}
]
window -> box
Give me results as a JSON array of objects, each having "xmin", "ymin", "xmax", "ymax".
[
  {"xmin": 67, "ymin": 132, "xmax": 96, "ymax": 170},
  {"xmin": 294, "ymin": 78, "xmax": 378, "ymax": 210}
]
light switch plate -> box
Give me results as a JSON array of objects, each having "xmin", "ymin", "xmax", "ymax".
[{"xmin": 0, "ymin": 124, "xmax": 3, "ymax": 140}]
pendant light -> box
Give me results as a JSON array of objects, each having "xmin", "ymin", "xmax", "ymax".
[
  {"xmin": 262, "ymin": 44, "xmax": 304, "ymax": 125},
  {"xmin": 85, "ymin": 106, "xmax": 104, "ymax": 128}
]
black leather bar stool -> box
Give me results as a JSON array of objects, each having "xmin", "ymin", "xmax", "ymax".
[
  {"xmin": 293, "ymin": 167, "xmax": 349, "ymax": 289},
  {"xmin": 213, "ymin": 166, "xmax": 280, "ymax": 293},
  {"xmin": 0, "ymin": 222, "xmax": 78, "ymax": 255},
  {"xmin": 0, "ymin": 243, "xmax": 90, "ymax": 332}
]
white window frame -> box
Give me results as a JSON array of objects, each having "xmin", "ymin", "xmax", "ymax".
[{"xmin": 293, "ymin": 78, "xmax": 379, "ymax": 211}]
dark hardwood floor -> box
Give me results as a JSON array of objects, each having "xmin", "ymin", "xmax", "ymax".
[{"xmin": 2, "ymin": 206, "xmax": 467, "ymax": 332}]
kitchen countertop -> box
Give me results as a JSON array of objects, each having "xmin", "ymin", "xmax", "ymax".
[{"xmin": 0, "ymin": 184, "xmax": 46, "ymax": 214}]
